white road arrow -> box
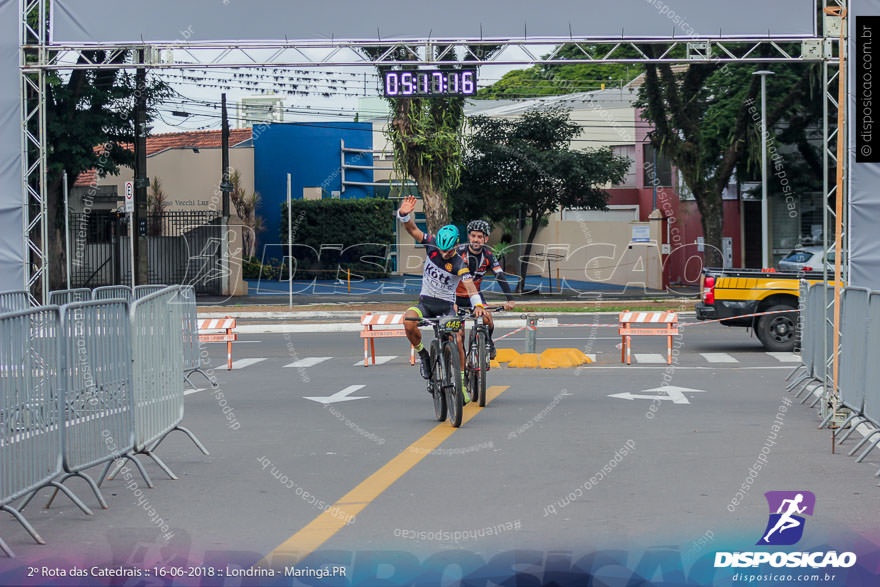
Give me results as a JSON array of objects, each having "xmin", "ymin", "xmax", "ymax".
[
  {"xmin": 609, "ymin": 385, "xmax": 707, "ymax": 405},
  {"xmin": 305, "ymin": 385, "xmax": 368, "ymax": 405}
]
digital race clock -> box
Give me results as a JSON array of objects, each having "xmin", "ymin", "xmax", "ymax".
[{"xmin": 383, "ymin": 69, "xmax": 477, "ymax": 98}]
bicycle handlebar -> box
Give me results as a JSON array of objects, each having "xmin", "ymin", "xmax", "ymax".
[{"xmin": 458, "ymin": 306, "xmax": 504, "ymax": 317}]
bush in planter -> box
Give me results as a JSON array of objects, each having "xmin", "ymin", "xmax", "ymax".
[{"xmin": 280, "ymin": 198, "xmax": 395, "ymax": 279}]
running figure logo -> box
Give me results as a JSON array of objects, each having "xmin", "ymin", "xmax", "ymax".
[{"xmin": 758, "ymin": 491, "xmax": 816, "ymax": 546}]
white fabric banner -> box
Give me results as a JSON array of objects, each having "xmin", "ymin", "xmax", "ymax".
[
  {"xmin": 51, "ymin": 0, "xmax": 816, "ymax": 43},
  {"xmin": 0, "ymin": 0, "xmax": 25, "ymax": 292}
]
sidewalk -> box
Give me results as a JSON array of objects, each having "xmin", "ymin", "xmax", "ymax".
[
  {"xmin": 196, "ymin": 276, "xmax": 699, "ymax": 307},
  {"xmin": 196, "ymin": 299, "xmax": 699, "ymax": 320}
]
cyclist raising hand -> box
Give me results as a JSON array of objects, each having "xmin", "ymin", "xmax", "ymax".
[{"xmin": 397, "ymin": 196, "xmax": 484, "ymax": 399}]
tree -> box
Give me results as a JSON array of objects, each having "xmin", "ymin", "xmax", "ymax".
[
  {"xmin": 147, "ymin": 177, "xmax": 168, "ymax": 236},
  {"xmin": 362, "ymin": 46, "xmax": 500, "ymax": 232},
  {"xmin": 477, "ymin": 45, "xmax": 643, "ymax": 99},
  {"xmin": 39, "ymin": 50, "xmax": 170, "ymax": 288},
  {"xmin": 229, "ymin": 169, "xmax": 262, "ymax": 258},
  {"xmin": 452, "ymin": 107, "xmax": 630, "ymax": 292},
  {"xmin": 636, "ymin": 54, "xmax": 817, "ymax": 266}
]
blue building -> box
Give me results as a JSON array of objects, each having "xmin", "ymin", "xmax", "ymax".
[{"xmin": 253, "ymin": 122, "xmax": 375, "ymax": 248}]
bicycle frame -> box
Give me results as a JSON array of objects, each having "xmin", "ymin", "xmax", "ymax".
[{"xmin": 408, "ymin": 314, "xmax": 466, "ymax": 427}]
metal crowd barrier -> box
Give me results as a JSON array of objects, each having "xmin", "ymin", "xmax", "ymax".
[
  {"xmin": 834, "ymin": 288, "xmax": 870, "ymax": 446},
  {"xmin": 844, "ymin": 291, "xmax": 880, "ymax": 465},
  {"xmin": 26, "ymin": 301, "xmax": 148, "ymax": 514},
  {"xmin": 789, "ymin": 283, "xmax": 824, "ymax": 399},
  {"xmin": 0, "ymin": 307, "xmax": 92, "ymax": 558},
  {"xmin": 92, "ymin": 285, "xmax": 133, "ymax": 302},
  {"xmin": 864, "ymin": 294, "xmax": 880, "ymax": 475},
  {"xmin": 178, "ymin": 285, "xmax": 216, "ymax": 389},
  {"xmin": 133, "ymin": 284, "xmax": 168, "ymax": 300},
  {"xmin": 795, "ymin": 278, "xmax": 807, "ymax": 354},
  {"xmin": 103, "ymin": 286, "xmax": 208, "ymax": 483},
  {"xmin": 797, "ymin": 283, "xmax": 880, "ymax": 473},
  {"xmin": 48, "ymin": 288, "xmax": 91, "ymax": 306},
  {"xmin": 0, "ymin": 290, "xmax": 30, "ymax": 314}
]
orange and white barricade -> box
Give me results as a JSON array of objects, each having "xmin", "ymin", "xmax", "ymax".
[
  {"xmin": 198, "ymin": 317, "xmax": 237, "ymax": 370},
  {"xmin": 360, "ymin": 312, "xmax": 416, "ymax": 367},
  {"xmin": 618, "ymin": 311, "xmax": 679, "ymax": 365}
]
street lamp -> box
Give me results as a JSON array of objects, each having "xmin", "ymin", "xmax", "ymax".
[{"xmin": 753, "ymin": 70, "xmax": 775, "ymax": 269}]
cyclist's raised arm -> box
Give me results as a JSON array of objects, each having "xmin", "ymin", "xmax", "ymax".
[{"xmin": 397, "ymin": 195, "xmax": 424, "ymax": 242}]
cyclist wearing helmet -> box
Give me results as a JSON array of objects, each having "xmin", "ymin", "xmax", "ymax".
[
  {"xmin": 397, "ymin": 196, "xmax": 485, "ymax": 396},
  {"xmin": 455, "ymin": 219, "xmax": 515, "ymax": 359}
]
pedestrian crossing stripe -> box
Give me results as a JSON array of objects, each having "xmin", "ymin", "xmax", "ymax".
[
  {"xmin": 206, "ymin": 352, "xmax": 800, "ymax": 368},
  {"xmin": 699, "ymin": 353, "xmax": 739, "ymax": 363},
  {"xmin": 633, "ymin": 353, "xmax": 666, "ymax": 363},
  {"xmin": 220, "ymin": 358, "xmax": 267, "ymax": 370},
  {"xmin": 352, "ymin": 355, "xmax": 397, "ymax": 366},
  {"xmin": 285, "ymin": 357, "xmax": 332, "ymax": 368}
]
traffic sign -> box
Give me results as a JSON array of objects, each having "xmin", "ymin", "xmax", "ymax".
[{"xmin": 124, "ymin": 180, "xmax": 134, "ymax": 213}]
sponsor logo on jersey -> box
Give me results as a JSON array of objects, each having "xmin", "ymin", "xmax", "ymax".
[{"xmin": 424, "ymin": 263, "xmax": 452, "ymax": 287}]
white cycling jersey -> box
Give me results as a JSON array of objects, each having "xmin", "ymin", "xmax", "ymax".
[{"xmin": 418, "ymin": 233, "xmax": 472, "ymax": 302}]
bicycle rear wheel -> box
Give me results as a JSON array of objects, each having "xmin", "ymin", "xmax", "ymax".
[
  {"xmin": 476, "ymin": 330, "xmax": 488, "ymax": 407},
  {"xmin": 466, "ymin": 328, "xmax": 479, "ymax": 405},
  {"xmin": 430, "ymin": 341, "xmax": 446, "ymax": 422},
  {"xmin": 442, "ymin": 340, "xmax": 463, "ymax": 428}
]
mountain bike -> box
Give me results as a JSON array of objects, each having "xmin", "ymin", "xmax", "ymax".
[
  {"xmin": 461, "ymin": 307, "xmax": 503, "ymax": 407},
  {"xmin": 406, "ymin": 315, "xmax": 466, "ymax": 427}
]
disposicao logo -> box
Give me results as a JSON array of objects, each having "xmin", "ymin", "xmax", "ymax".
[
  {"xmin": 714, "ymin": 491, "xmax": 857, "ymax": 569},
  {"xmin": 758, "ymin": 490, "xmax": 815, "ymax": 546}
]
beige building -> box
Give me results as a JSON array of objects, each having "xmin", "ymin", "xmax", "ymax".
[{"xmin": 77, "ymin": 129, "xmax": 255, "ymax": 213}]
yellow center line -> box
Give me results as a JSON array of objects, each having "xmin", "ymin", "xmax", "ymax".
[{"xmin": 259, "ymin": 385, "xmax": 510, "ymax": 567}]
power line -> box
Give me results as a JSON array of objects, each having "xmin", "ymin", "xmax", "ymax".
[
  {"xmin": 165, "ymin": 96, "xmax": 656, "ymax": 129},
  {"xmin": 154, "ymin": 107, "xmax": 649, "ymax": 143}
]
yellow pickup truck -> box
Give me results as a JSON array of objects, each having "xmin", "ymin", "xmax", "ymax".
[{"xmin": 695, "ymin": 268, "xmax": 823, "ymax": 352}]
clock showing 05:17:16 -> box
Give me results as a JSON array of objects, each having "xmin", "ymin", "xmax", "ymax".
[{"xmin": 383, "ymin": 69, "xmax": 477, "ymax": 97}]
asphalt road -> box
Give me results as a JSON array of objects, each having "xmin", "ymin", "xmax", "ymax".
[{"xmin": 1, "ymin": 317, "xmax": 879, "ymax": 586}]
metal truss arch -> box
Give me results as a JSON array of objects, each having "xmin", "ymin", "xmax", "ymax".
[{"xmin": 18, "ymin": 4, "xmax": 844, "ymax": 305}]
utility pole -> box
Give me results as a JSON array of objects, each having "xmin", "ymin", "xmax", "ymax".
[
  {"xmin": 753, "ymin": 70, "xmax": 775, "ymax": 269},
  {"xmin": 220, "ymin": 93, "xmax": 233, "ymax": 296},
  {"xmin": 133, "ymin": 50, "xmax": 148, "ymax": 284}
]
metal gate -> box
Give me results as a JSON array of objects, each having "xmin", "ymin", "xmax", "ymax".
[{"xmin": 69, "ymin": 211, "xmax": 223, "ymax": 295}]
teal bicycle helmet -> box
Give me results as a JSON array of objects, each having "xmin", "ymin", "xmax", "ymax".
[{"xmin": 435, "ymin": 225, "xmax": 459, "ymax": 251}]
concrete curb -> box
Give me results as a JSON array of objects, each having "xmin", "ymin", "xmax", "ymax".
[
  {"xmin": 235, "ymin": 318, "xmax": 559, "ymax": 334},
  {"xmin": 200, "ymin": 310, "xmax": 697, "ymax": 320}
]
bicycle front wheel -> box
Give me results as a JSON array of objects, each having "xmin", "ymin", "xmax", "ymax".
[
  {"xmin": 442, "ymin": 339, "xmax": 463, "ymax": 428},
  {"xmin": 476, "ymin": 330, "xmax": 488, "ymax": 407},
  {"xmin": 430, "ymin": 341, "xmax": 446, "ymax": 422}
]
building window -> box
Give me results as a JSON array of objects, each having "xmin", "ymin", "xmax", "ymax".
[
  {"xmin": 611, "ymin": 145, "xmax": 637, "ymax": 187},
  {"xmin": 642, "ymin": 144, "xmax": 673, "ymax": 187}
]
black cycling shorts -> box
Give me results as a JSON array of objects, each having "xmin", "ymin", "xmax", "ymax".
[
  {"xmin": 409, "ymin": 296, "xmax": 454, "ymax": 319},
  {"xmin": 455, "ymin": 292, "xmax": 486, "ymax": 309}
]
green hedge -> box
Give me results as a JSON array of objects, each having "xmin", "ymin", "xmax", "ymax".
[{"xmin": 280, "ymin": 198, "xmax": 395, "ymax": 279}]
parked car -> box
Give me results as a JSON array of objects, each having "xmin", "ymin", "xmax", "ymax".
[
  {"xmin": 696, "ymin": 267, "xmax": 828, "ymax": 351},
  {"xmin": 777, "ymin": 245, "xmax": 835, "ymax": 273}
]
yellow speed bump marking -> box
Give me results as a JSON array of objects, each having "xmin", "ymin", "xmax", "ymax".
[
  {"xmin": 260, "ymin": 385, "xmax": 510, "ymax": 567},
  {"xmin": 493, "ymin": 348, "xmax": 520, "ymax": 363},
  {"xmin": 507, "ymin": 353, "xmax": 539, "ymax": 368},
  {"xmin": 507, "ymin": 349, "xmax": 591, "ymax": 368},
  {"xmin": 538, "ymin": 348, "xmax": 592, "ymax": 368}
]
